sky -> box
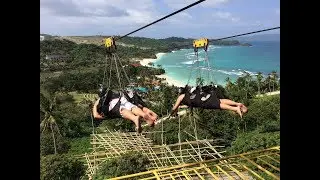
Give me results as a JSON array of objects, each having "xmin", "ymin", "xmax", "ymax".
[{"xmin": 40, "ymin": 0, "xmax": 280, "ymax": 39}]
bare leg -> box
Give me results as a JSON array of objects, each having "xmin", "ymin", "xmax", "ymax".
[
  {"xmin": 220, "ymin": 103, "xmax": 242, "ymax": 118},
  {"xmin": 120, "ymin": 109, "xmax": 141, "ymax": 132},
  {"xmin": 220, "ymin": 99, "xmax": 241, "ymax": 106},
  {"xmin": 142, "ymin": 107, "xmax": 158, "ymax": 122},
  {"xmin": 171, "ymin": 94, "xmax": 185, "ymax": 114},
  {"xmin": 132, "ymin": 107, "xmax": 153, "ymax": 125}
]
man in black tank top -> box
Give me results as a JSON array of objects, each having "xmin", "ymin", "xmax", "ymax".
[{"xmin": 171, "ymin": 85, "xmax": 248, "ymax": 118}]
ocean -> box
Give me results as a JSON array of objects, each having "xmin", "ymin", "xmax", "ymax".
[{"xmin": 154, "ymin": 41, "xmax": 280, "ymax": 87}]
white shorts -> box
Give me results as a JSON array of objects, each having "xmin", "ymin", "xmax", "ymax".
[
  {"xmin": 119, "ymin": 96, "xmax": 137, "ymax": 111},
  {"xmin": 109, "ymin": 96, "xmax": 137, "ymax": 115}
]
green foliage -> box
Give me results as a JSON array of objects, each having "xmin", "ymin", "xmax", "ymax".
[
  {"xmin": 93, "ymin": 152, "xmax": 150, "ymax": 179},
  {"xmin": 198, "ymin": 109, "xmax": 242, "ymax": 146},
  {"xmin": 243, "ymin": 95, "xmax": 280, "ymax": 131},
  {"xmin": 42, "ymin": 69, "xmax": 106, "ymax": 93},
  {"xmin": 52, "ymin": 101, "xmax": 92, "ymax": 138},
  {"xmin": 67, "ymin": 137, "xmax": 91, "ymax": 155},
  {"xmin": 117, "ymin": 36, "xmax": 248, "ymax": 51},
  {"xmin": 40, "ymin": 37, "xmax": 280, "ymax": 177},
  {"xmin": 98, "ymin": 118, "xmax": 135, "ymax": 132},
  {"xmin": 161, "ymin": 85, "xmax": 179, "ymax": 114},
  {"xmin": 40, "ymin": 132, "xmax": 71, "ymax": 156},
  {"xmin": 227, "ymin": 130, "xmax": 280, "ymax": 155},
  {"xmin": 225, "ymin": 71, "xmax": 280, "ymax": 104},
  {"xmin": 40, "ymin": 154, "xmax": 85, "ymax": 180}
]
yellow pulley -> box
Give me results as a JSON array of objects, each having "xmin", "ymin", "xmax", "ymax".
[
  {"xmin": 103, "ymin": 37, "xmax": 117, "ymax": 51},
  {"xmin": 193, "ymin": 38, "xmax": 209, "ymax": 52}
]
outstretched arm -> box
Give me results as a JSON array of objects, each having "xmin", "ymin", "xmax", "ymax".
[{"xmin": 92, "ymin": 98, "xmax": 104, "ymax": 119}]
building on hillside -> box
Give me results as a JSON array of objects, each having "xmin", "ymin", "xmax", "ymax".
[
  {"xmin": 130, "ymin": 63, "xmax": 142, "ymax": 67},
  {"xmin": 40, "ymin": 35, "xmax": 45, "ymax": 41}
]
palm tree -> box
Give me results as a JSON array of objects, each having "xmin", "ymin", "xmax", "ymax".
[
  {"xmin": 242, "ymin": 71, "xmax": 252, "ymax": 99},
  {"xmin": 270, "ymin": 70, "xmax": 278, "ymax": 91},
  {"xmin": 256, "ymin": 72, "xmax": 263, "ymax": 95},
  {"xmin": 266, "ymin": 74, "xmax": 272, "ymax": 93},
  {"xmin": 40, "ymin": 90, "xmax": 61, "ymax": 154},
  {"xmin": 225, "ymin": 77, "xmax": 233, "ymax": 91}
]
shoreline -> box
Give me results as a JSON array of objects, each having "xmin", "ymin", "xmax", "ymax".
[
  {"xmin": 139, "ymin": 53, "xmax": 167, "ymax": 67},
  {"xmin": 138, "ymin": 52, "xmax": 185, "ymax": 87},
  {"xmin": 155, "ymin": 74, "xmax": 185, "ymax": 87}
]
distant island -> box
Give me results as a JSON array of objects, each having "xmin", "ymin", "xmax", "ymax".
[
  {"xmin": 41, "ymin": 34, "xmax": 252, "ymax": 52},
  {"xmin": 233, "ymin": 34, "xmax": 280, "ymax": 42}
]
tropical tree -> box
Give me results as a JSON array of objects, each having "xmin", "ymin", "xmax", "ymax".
[
  {"xmin": 40, "ymin": 89, "xmax": 62, "ymax": 154},
  {"xmin": 243, "ymin": 72, "xmax": 252, "ymax": 99},
  {"xmin": 270, "ymin": 70, "xmax": 278, "ymax": 91},
  {"xmin": 225, "ymin": 77, "xmax": 232, "ymax": 88},
  {"xmin": 256, "ymin": 72, "xmax": 263, "ymax": 95},
  {"xmin": 265, "ymin": 74, "xmax": 272, "ymax": 93}
]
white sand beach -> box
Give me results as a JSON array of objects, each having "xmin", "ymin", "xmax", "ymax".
[
  {"xmin": 256, "ymin": 90, "xmax": 280, "ymax": 97},
  {"xmin": 138, "ymin": 52, "xmax": 185, "ymax": 87},
  {"xmin": 139, "ymin": 53, "xmax": 166, "ymax": 67},
  {"xmin": 156, "ymin": 74, "xmax": 185, "ymax": 87}
]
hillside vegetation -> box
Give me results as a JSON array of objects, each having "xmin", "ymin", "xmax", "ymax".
[{"xmin": 40, "ymin": 37, "xmax": 279, "ymax": 179}]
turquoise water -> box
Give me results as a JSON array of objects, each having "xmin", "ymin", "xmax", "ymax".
[{"xmin": 154, "ymin": 41, "xmax": 280, "ymax": 86}]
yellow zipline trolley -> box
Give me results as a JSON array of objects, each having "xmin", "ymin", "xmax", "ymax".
[
  {"xmin": 103, "ymin": 36, "xmax": 117, "ymax": 51},
  {"xmin": 193, "ymin": 38, "xmax": 209, "ymax": 52}
]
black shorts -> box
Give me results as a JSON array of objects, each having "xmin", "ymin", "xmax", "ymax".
[{"xmin": 201, "ymin": 95, "xmax": 221, "ymax": 109}]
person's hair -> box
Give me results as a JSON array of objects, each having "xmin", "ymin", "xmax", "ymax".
[{"xmin": 178, "ymin": 87, "xmax": 186, "ymax": 94}]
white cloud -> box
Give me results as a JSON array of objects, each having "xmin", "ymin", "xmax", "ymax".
[
  {"xmin": 212, "ymin": 11, "xmax": 240, "ymax": 22},
  {"xmin": 179, "ymin": 12, "xmax": 192, "ymax": 19},
  {"xmin": 163, "ymin": 0, "xmax": 229, "ymax": 9},
  {"xmin": 40, "ymin": 0, "xmax": 159, "ymax": 34},
  {"xmin": 201, "ymin": 0, "xmax": 230, "ymax": 7}
]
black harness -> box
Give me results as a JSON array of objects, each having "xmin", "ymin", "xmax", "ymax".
[
  {"xmin": 97, "ymin": 89, "xmax": 148, "ymax": 119},
  {"xmin": 98, "ymin": 90, "xmax": 122, "ymax": 118},
  {"xmin": 181, "ymin": 85, "xmax": 221, "ymax": 110}
]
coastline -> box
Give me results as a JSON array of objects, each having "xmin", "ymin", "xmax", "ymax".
[
  {"xmin": 155, "ymin": 74, "xmax": 185, "ymax": 87},
  {"xmin": 139, "ymin": 53, "xmax": 166, "ymax": 67},
  {"xmin": 138, "ymin": 52, "xmax": 185, "ymax": 87}
]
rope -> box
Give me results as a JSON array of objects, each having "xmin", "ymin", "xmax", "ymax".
[
  {"xmin": 102, "ymin": 55, "xmax": 109, "ymax": 86},
  {"xmin": 196, "ymin": 51, "xmax": 201, "ymax": 86},
  {"xmin": 115, "ymin": 53, "xmax": 131, "ymax": 87},
  {"xmin": 107, "ymin": 55, "xmax": 113, "ymax": 90},
  {"xmin": 171, "ymin": 26, "xmax": 280, "ymax": 50},
  {"xmin": 115, "ymin": 0, "xmax": 206, "ymax": 41},
  {"xmin": 186, "ymin": 52, "xmax": 198, "ymax": 85},
  {"xmin": 212, "ymin": 26, "xmax": 280, "ymax": 41},
  {"xmin": 90, "ymin": 112, "xmax": 95, "ymax": 135},
  {"xmin": 205, "ymin": 50, "xmax": 216, "ymax": 85},
  {"xmin": 113, "ymin": 54, "xmax": 123, "ymax": 90}
]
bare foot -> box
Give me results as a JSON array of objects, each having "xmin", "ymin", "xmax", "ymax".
[
  {"xmin": 146, "ymin": 119, "xmax": 155, "ymax": 127},
  {"xmin": 236, "ymin": 106, "xmax": 243, "ymax": 118},
  {"xmin": 240, "ymin": 104, "xmax": 248, "ymax": 114},
  {"xmin": 143, "ymin": 114, "xmax": 151, "ymax": 121}
]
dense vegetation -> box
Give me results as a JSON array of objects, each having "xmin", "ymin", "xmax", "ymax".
[
  {"xmin": 117, "ymin": 36, "xmax": 251, "ymax": 51},
  {"xmin": 93, "ymin": 152, "xmax": 150, "ymax": 179},
  {"xmin": 40, "ymin": 37, "xmax": 279, "ymax": 179}
]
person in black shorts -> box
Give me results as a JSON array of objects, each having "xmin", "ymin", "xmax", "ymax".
[{"xmin": 171, "ymin": 85, "xmax": 248, "ymax": 118}]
